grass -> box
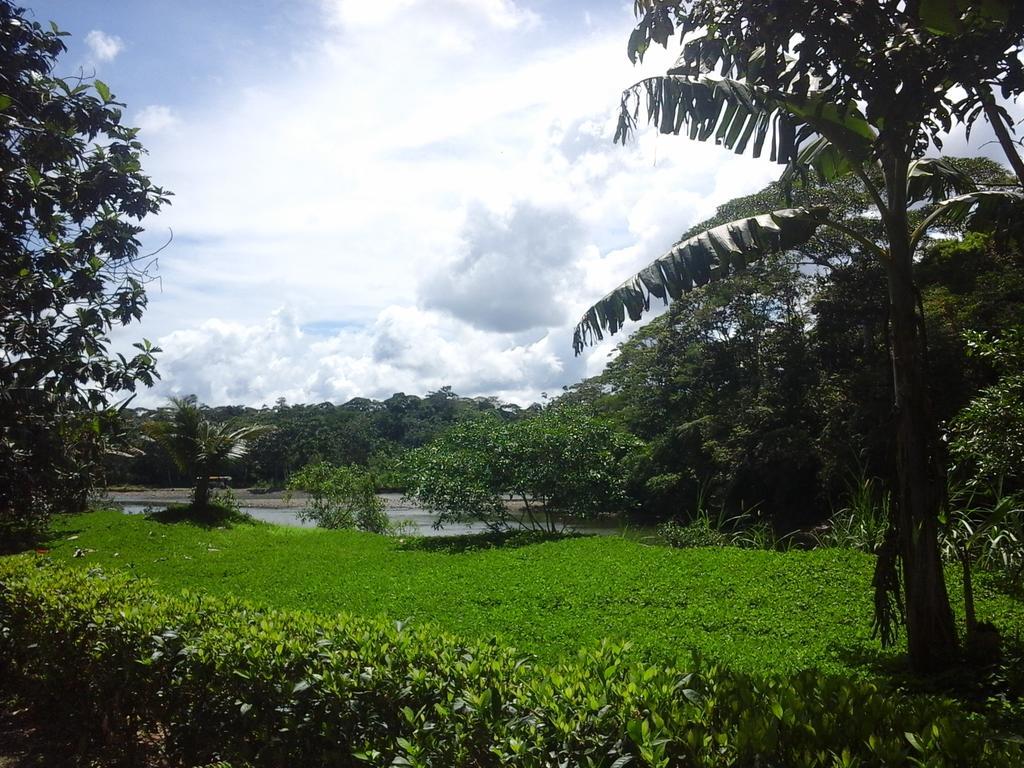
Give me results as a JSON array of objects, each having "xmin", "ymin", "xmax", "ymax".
[{"xmin": 39, "ymin": 509, "xmax": 1024, "ymax": 677}]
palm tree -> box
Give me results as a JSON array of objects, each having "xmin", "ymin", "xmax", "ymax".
[
  {"xmin": 574, "ymin": 1, "xmax": 1024, "ymax": 672},
  {"xmin": 146, "ymin": 396, "xmax": 270, "ymax": 509}
]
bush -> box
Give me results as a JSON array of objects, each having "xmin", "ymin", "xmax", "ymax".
[
  {"xmin": 146, "ymin": 490, "xmax": 254, "ymax": 527},
  {"xmin": 816, "ymin": 474, "xmax": 891, "ymax": 553},
  {"xmin": 1, "ymin": 557, "xmax": 1021, "ymax": 767},
  {"xmin": 286, "ymin": 461, "xmax": 392, "ymax": 534},
  {"xmin": 401, "ymin": 407, "xmax": 641, "ymax": 533},
  {"xmin": 657, "ymin": 500, "xmax": 783, "ymax": 551},
  {"xmin": 657, "ymin": 518, "xmax": 731, "ymax": 548}
]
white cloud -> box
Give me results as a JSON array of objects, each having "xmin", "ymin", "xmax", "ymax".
[
  {"xmin": 85, "ymin": 29, "xmax": 123, "ymax": 62},
  {"xmin": 326, "ymin": 0, "xmax": 538, "ymax": 30},
  {"xmin": 117, "ymin": 1, "xmax": 782, "ymax": 407},
  {"xmin": 134, "ymin": 105, "xmax": 179, "ymax": 135},
  {"xmin": 420, "ymin": 202, "xmax": 585, "ymax": 333},
  {"xmin": 142, "ymin": 305, "xmax": 574, "ymax": 408}
]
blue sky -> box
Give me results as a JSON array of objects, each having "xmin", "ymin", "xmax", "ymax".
[{"xmin": 24, "ymin": 0, "xmax": 1019, "ymax": 407}]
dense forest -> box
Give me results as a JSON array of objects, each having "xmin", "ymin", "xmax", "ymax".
[
  {"xmin": 106, "ymin": 388, "xmax": 540, "ymax": 490},
  {"xmin": 561, "ymin": 158, "xmax": 1024, "ymax": 529}
]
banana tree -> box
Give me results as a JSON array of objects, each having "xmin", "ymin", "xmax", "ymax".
[
  {"xmin": 146, "ymin": 396, "xmax": 271, "ymax": 509},
  {"xmin": 576, "ymin": 0, "xmax": 1024, "ymax": 672}
]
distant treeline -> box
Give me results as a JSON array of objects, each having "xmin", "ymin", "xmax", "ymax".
[{"xmin": 105, "ymin": 387, "xmax": 539, "ymax": 490}]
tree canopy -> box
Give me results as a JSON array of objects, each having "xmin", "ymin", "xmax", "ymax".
[
  {"xmin": 0, "ymin": 3, "xmax": 170, "ymax": 543},
  {"xmin": 401, "ymin": 407, "xmax": 641, "ymax": 533}
]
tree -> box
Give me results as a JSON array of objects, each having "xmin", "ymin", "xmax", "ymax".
[
  {"xmin": 286, "ymin": 461, "xmax": 390, "ymax": 533},
  {"xmin": 951, "ymin": 329, "xmax": 1024, "ymax": 483},
  {"xmin": 574, "ymin": 1, "xmax": 1024, "ymax": 671},
  {"xmin": 401, "ymin": 408, "xmax": 641, "ymax": 533},
  {"xmin": 0, "ymin": 3, "xmax": 170, "ymax": 543},
  {"xmin": 146, "ymin": 397, "xmax": 269, "ymax": 509}
]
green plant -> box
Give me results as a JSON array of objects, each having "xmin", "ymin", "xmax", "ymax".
[
  {"xmin": 657, "ymin": 517, "xmax": 730, "ymax": 549},
  {"xmin": 943, "ymin": 482, "xmax": 1024, "ymax": 593},
  {"xmin": 45, "ymin": 509, "xmax": 969, "ymax": 675},
  {"xmin": 146, "ymin": 495, "xmax": 254, "ymax": 528},
  {"xmin": 1, "ymin": 557, "xmax": 1022, "ymax": 767},
  {"xmin": 0, "ymin": 2, "xmax": 170, "ymax": 542},
  {"xmin": 145, "ymin": 397, "xmax": 270, "ymax": 509},
  {"xmin": 401, "ymin": 407, "xmax": 641, "ymax": 533},
  {"xmin": 817, "ymin": 474, "xmax": 891, "ymax": 554},
  {"xmin": 286, "ymin": 461, "xmax": 391, "ymax": 534},
  {"xmin": 951, "ymin": 328, "xmax": 1024, "ymax": 483}
]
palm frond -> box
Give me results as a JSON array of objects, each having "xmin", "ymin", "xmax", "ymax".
[
  {"xmin": 573, "ymin": 207, "xmax": 828, "ymax": 353},
  {"xmin": 616, "ymin": 74, "xmax": 876, "ymax": 178},
  {"xmin": 907, "ymin": 157, "xmax": 977, "ymax": 205}
]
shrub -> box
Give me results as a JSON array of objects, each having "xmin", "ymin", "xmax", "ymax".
[
  {"xmin": 1, "ymin": 557, "xmax": 1021, "ymax": 767},
  {"xmin": 816, "ymin": 474, "xmax": 891, "ymax": 554},
  {"xmin": 146, "ymin": 490, "xmax": 254, "ymax": 528},
  {"xmin": 658, "ymin": 502, "xmax": 784, "ymax": 551},
  {"xmin": 657, "ymin": 517, "xmax": 730, "ymax": 548},
  {"xmin": 942, "ymin": 482, "xmax": 1024, "ymax": 592},
  {"xmin": 401, "ymin": 407, "xmax": 641, "ymax": 533},
  {"xmin": 286, "ymin": 461, "xmax": 392, "ymax": 534}
]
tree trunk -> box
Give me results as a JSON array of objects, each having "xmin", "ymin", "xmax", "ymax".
[
  {"xmin": 194, "ymin": 474, "xmax": 210, "ymax": 509},
  {"xmin": 882, "ymin": 156, "xmax": 960, "ymax": 673}
]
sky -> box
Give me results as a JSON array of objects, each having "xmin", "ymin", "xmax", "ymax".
[{"xmin": 26, "ymin": 0, "xmax": 1023, "ymax": 408}]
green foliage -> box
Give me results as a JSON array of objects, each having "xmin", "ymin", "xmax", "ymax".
[
  {"xmin": 593, "ymin": 0, "xmax": 1024, "ymax": 670},
  {"xmin": 950, "ymin": 329, "xmax": 1024, "ymax": 483},
  {"xmin": 658, "ymin": 508, "xmax": 784, "ymax": 551},
  {"xmin": 147, "ymin": 490, "xmax": 255, "ymax": 528},
  {"xmin": 562, "ymin": 243, "xmax": 826, "ymax": 528},
  {"xmin": 107, "ymin": 389, "xmax": 536, "ymax": 489},
  {"xmin": 145, "ymin": 397, "xmax": 270, "ymax": 508},
  {"xmin": 287, "ymin": 461, "xmax": 391, "ymax": 534},
  {"xmin": 401, "ymin": 407, "xmax": 642, "ymax": 532},
  {"xmin": 559, "ymin": 161, "xmax": 1024, "ymax": 532},
  {"xmin": 1, "ymin": 557, "xmax": 1022, "ymax": 767},
  {"xmin": 657, "ymin": 518, "xmax": 730, "ymax": 549},
  {"xmin": 817, "ymin": 475, "xmax": 892, "ymax": 554},
  {"xmin": 39, "ymin": 511, "xmax": 1024, "ymax": 676},
  {"xmin": 943, "ymin": 482, "xmax": 1024, "ymax": 592},
  {"xmin": 0, "ymin": 3, "xmax": 170, "ymax": 541}
]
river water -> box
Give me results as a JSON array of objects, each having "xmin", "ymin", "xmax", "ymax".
[{"xmin": 114, "ymin": 492, "xmax": 640, "ymax": 538}]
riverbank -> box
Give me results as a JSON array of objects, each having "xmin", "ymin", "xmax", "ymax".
[
  {"xmin": 105, "ymin": 487, "xmax": 307, "ymax": 508},
  {"xmin": 104, "ymin": 487, "xmax": 647, "ymax": 537}
]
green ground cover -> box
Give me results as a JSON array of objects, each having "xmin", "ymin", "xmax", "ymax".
[{"xmin": 43, "ymin": 510, "xmax": 1024, "ymax": 676}]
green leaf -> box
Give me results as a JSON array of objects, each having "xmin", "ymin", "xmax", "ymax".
[
  {"xmin": 95, "ymin": 80, "xmax": 111, "ymax": 102},
  {"xmin": 573, "ymin": 207, "xmax": 829, "ymax": 353},
  {"xmin": 905, "ymin": 731, "xmax": 925, "ymax": 752},
  {"xmin": 907, "ymin": 157, "xmax": 977, "ymax": 204},
  {"xmin": 0, "ymin": 94, "xmax": 11, "ymax": 111},
  {"xmin": 929, "ymin": 189, "xmax": 1024, "ymax": 230},
  {"xmin": 919, "ymin": 0, "xmax": 1009, "ymax": 34}
]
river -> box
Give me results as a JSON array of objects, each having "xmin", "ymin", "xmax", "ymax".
[{"xmin": 109, "ymin": 490, "xmax": 645, "ymax": 538}]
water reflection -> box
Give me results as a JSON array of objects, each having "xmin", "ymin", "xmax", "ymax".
[{"xmin": 117, "ymin": 493, "xmax": 637, "ymax": 538}]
